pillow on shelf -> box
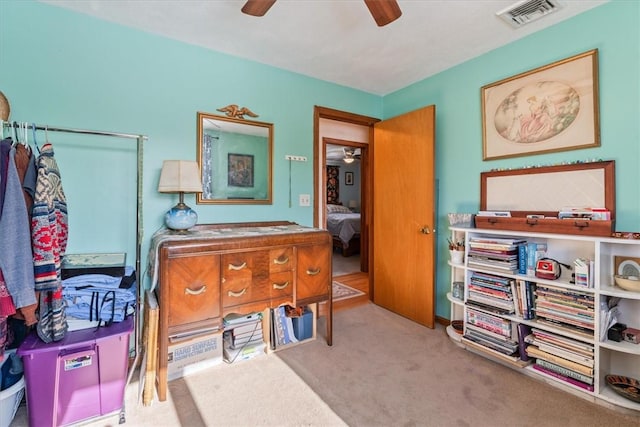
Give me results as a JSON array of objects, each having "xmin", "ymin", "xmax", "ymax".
[{"xmin": 327, "ymin": 204, "xmax": 352, "ymax": 214}]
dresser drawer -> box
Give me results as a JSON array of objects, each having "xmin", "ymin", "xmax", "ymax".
[
  {"xmin": 165, "ymin": 254, "xmax": 221, "ymax": 328},
  {"xmin": 270, "ymin": 271, "xmax": 294, "ymax": 303},
  {"xmin": 296, "ymin": 244, "xmax": 331, "ymax": 301},
  {"xmin": 269, "ymin": 247, "xmax": 293, "ymax": 273},
  {"xmin": 221, "ymin": 251, "xmax": 270, "ymax": 308}
]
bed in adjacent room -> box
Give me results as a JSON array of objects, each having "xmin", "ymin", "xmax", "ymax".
[{"xmin": 326, "ymin": 204, "xmax": 361, "ymax": 257}]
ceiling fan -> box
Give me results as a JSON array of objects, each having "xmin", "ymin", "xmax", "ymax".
[
  {"xmin": 343, "ymin": 147, "xmax": 361, "ymax": 164},
  {"xmin": 241, "ymin": 0, "xmax": 402, "ymax": 27}
]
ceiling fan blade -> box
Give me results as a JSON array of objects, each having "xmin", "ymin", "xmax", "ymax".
[
  {"xmin": 363, "ymin": 0, "xmax": 402, "ymax": 27},
  {"xmin": 241, "ymin": 0, "xmax": 277, "ymax": 17}
]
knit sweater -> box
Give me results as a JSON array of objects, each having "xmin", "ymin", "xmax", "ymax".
[
  {"xmin": 31, "ymin": 143, "xmax": 68, "ymax": 291},
  {"xmin": 31, "ymin": 143, "xmax": 68, "ymax": 342}
]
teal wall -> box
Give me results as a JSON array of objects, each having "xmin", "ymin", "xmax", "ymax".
[
  {"xmin": 0, "ymin": 0, "xmax": 381, "ymax": 284},
  {"xmin": 383, "ymin": 0, "xmax": 640, "ymax": 319},
  {"xmin": 2, "ymin": 1, "xmax": 638, "ymax": 320}
]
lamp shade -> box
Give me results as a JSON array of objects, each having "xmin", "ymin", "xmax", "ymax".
[
  {"xmin": 158, "ymin": 160, "xmax": 203, "ymax": 193},
  {"xmin": 348, "ymin": 200, "xmax": 358, "ymax": 209}
]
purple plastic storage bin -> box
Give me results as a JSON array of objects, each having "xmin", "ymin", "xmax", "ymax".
[{"xmin": 17, "ymin": 317, "xmax": 133, "ymax": 427}]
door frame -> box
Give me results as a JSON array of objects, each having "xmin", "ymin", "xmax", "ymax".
[
  {"xmin": 322, "ymin": 137, "xmax": 368, "ymax": 271},
  {"xmin": 313, "ymin": 106, "xmax": 379, "ymax": 282}
]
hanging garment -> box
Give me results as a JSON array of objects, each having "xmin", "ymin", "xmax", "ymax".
[
  {"xmin": 0, "ymin": 138, "xmax": 11, "ymax": 217},
  {"xmin": 14, "ymin": 143, "xmax": 37, "ymax": 214},
  {"xmin": 0, "ymin": 146, "xmax": 38, "ymax": 316},
  {"xmin": 31, "ymin": 142, "xmax": 68, "ymax": 342}
]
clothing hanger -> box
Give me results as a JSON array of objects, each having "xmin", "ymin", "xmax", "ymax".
[
  {"xmin": 11, "ymin": 121, "xmax": 19, "ymax": 147},
  {"xmin": 22, "ymin": 122, "xmax": 28, "ymax": 147},
  {"xmin": 31, "ymin": 122, "xmax": 40, "ymax": 153}
]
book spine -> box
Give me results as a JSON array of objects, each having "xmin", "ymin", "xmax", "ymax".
[
  {"xmin": 518, "ymin": 243, "xmax": 527, "ymax": 275},
  {"xmin": 525, "ymin": 346, "xmax": 593, "ymax": 376},
  {"xmin": 526, "ymin": 243, "xmax": 537, "ymax": 276},
  {"xmin": 526, "ymin": 281, "xmax": 536, "ymax": 319},
  {"xmin": 517, "ymin": 323, "xmax": 531, "ymax": 361},
  {"xmin": 532, "ymin": 364, "xmax": 594, "ymax": 391},
  {"xmin": 536, "ymin": 359, "xmax": 594, "ymax": 384}
]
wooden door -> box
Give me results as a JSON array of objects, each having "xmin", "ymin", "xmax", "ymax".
[{"xmin": 372, "ymin": 105, "xmax": 436, "ymax": 328}]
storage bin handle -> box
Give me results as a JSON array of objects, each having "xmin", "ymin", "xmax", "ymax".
[{"xmin": 59, "ymin": 348, "xmax": 96, "ymax": 362}]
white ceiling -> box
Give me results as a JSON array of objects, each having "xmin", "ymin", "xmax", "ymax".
[{"xmin": 42, "ymin": 0, "xmax": 607, "ymax": 95}]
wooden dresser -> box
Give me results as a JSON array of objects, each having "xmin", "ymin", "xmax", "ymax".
[{"xmin": 152, "ymin": 221, "xmax": 332, "ymax": 401}]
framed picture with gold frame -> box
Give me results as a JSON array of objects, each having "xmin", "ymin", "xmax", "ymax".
[{"xmin": 481, "ymin": 49, "xmax": 600, "ymax": 160}]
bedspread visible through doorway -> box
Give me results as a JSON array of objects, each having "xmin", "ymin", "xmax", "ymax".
[{"xmin": 327, "ymin": 212, "xmax": 361, "ymax": 256}]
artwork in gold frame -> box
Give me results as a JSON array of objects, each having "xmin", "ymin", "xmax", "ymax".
[{"xmin": 481, "ymin": 49, "xmax": 600, "ymax": 160}]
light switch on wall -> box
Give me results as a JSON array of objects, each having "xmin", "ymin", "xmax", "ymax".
[{"xmin": 299, "ymin": 194, "xmax": 311, "ymax": 206}]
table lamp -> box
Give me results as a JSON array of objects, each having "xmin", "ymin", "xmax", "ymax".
[
  {"xmin": 158, "ymin": 160, "xmax": 203, "ymax": 231},
  {"xmin": 348, "ymin": 200, "xmax": 358, "ymax": 211}
]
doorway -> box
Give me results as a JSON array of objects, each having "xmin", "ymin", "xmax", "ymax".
[
  {"xmin": 313, "ymin": 107, "xmax": 378, "ymax": 298},
  {"xmin": 324, "ymin": 138, "xmax": 366, "ymax": 276},
  {"xmin": 314, "ymin": 105, "xmax": 437, "ymax": 328}
]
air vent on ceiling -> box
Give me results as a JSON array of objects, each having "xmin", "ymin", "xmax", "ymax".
[{"xmin": 497, "ymin": 0, "xmax": 562, "ymax": 28}]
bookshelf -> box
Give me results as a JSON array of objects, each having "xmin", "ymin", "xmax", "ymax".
[{"xmin": 449, "ymin": 226, "xmax": 640, "ymax": 413}]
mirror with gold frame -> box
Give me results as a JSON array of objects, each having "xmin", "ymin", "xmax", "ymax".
[{"xmin": 196, "ymin": 111, "xmax": 273, "ymax": 204}]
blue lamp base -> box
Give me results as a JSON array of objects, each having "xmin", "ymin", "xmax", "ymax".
[{"xmin": 165, "ymin": 203, "xmax": 198, "ymax": 231}]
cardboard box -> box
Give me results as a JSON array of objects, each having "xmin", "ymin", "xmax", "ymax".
[{"xmin": 168, "ymin": 332, "xmax": 222, "ymax": 381}]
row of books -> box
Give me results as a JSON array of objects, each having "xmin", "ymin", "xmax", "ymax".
[
  {"xmin": 524, "ymin": 327, "xmax": 595, "ymax": 391},
  {"xmin": 269, "ymin": 305, "xmax": 299, "ymax": 350},
  {"xmin": 468, "ymin": 237, "xmax": 525, "ymax": 273},
  {"xmin": 468, "ymin": 272, "xmax": 516, "ymax": 315},
  {"xmin": 534, "ymin": 284, "xmax": 595, "ymax": 339},
  {"xmin": 464, "ymin": 307, "xmax": 519, "ymax": 357}
]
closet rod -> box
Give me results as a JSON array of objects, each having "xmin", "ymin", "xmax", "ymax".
[
  {"xmin": 3, "ymin": 119, "xmax": 147, "ymax": 368},
  {"xmin": 3, "ymin": 121, "xmax": 148, "ymax": 140}
]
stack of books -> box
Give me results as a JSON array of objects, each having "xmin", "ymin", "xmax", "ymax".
[
  {"xmin": 223, "ymin": 312, "xmax": 265, "ymax": 363},
  {"xmin": 270, "ymin": 305, "xmax": 299, "ymax": 349},
  {"xmin": 534, "ymin": 284, "xmax": 595, "ymax": 338},
  {"xmin": 468, "ymin": 237, "xmax": 526, "ymax": 272},
  {"xmin": 467, "ymin": 272, "xmax": 516, "ymax": 315},
  {"xmin": 463, "ymin": 307, "xmax": 519, "ymax": 357},
  {"xmin": 525, "ymin": 328, "xmax": 595, "ymax": 391}
]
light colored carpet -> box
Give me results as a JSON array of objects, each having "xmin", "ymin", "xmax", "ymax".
[
  {"xmin": 277, "ymin": 303, "xmax": 640, "ymax": 427},
  {"xmin": 10, "ymin": 303, "xmax": 640, "ymax": 426},
  {"xmin": 332, "ymin": 281, "xmax": 365, "ymax": 302}
]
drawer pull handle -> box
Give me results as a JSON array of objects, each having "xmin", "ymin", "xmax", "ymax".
[
  {"xmin": 306, "ymin": 268, "xmax": 321, "ymax": 276},
  {"xmin": 273, "ymin": 256, "xmax": 289, "ymax": 265},
  {"xmin": 185, "ymin": 286, "xmax": 206, "ymax": 296},
  {"xmin": 273, "ymin": 281, "xmax": 289, "ymax": 290},
  {"xmin": 228, "ymin": 288, "xmax": 248, "ymax": 298},
  {"xmin": 228, "ymin": 262, "xmax": 247, "ymax": 271}
]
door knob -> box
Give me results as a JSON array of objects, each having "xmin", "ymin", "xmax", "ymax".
[{"xmin": 420, "ymin": 226, "xmax": 431, "ymax": 234}]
